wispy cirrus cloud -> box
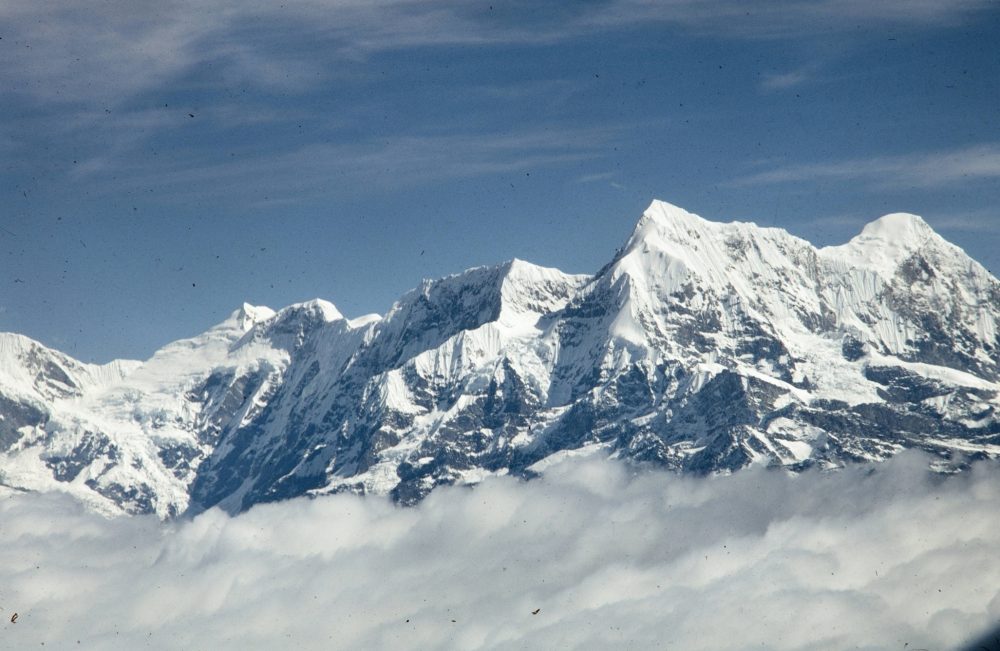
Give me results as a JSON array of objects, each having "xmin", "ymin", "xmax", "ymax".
[
  {"xmin": 579, "ymin": 0, "xmax": 994, "ymax": 39},
  {"xmin": 926, "ymin": 208, "xmax": 1000, "ymax": 233},
  {"xmin": 2, "ymin": 0, "xmax": 996, "ymax": 214},
  {"xmin": 68, "ymin": 126, "xmax": 618, "ymax": 205},
  {"xmin": 759, "ymin": 68, "xmax": 813, "ymax": 90},
  {"xmin": 731, "ymin": 144, "xmax": 1000, "ymax": 189},
  {"xmin": 1, "ymin": 0, "xmax": 992, "ymax": 110},
  {"xmin": 574, "ymin": 170, "xmax": 618, "ymax": 184}
]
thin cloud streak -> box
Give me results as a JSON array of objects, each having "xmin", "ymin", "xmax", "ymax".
[
  {"xmin": 760, "ymin": 68, "xmax": 812, "ymax": 90},
  {"xmin": 2, "ymin": 0, "xmax": 992, "ymax": 109},
  {"xmin": 2, "ymin": 0, "xmax": 994, "ymax": 202},
  {"xmin": 731, "ymin": 144, "xmax": 1000, "ymax": 189},
  {"xmin": 579, "ymin": 0, "xmax": 993, "ymax": 39},
  {"xmin": 927, "ymin": 209, "xmax": 1000, "ymax": 233},
  {"xmin": 574, "ymin": 170, "xmax": 618, "ymax": 184},
  {"xmin": 69, "ymin": 126, "xmax": 618, "ymax": 204}
]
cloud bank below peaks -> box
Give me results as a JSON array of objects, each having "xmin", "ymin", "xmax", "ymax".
[{"xmin": 1, "ymin": 451, "xmax": 998, "ymax": 650}]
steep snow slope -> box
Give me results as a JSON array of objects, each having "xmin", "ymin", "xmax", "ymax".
[
  {"xmin": 0, "ymin": 304, "xmax": 281, "ymax": 515},
  {"xmin": 1, "ymin": 200, "xmax": 998, "ymax": 516}
]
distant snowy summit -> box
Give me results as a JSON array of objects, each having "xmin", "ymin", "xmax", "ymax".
[{"xmin": 2, "ymin": 200, "xmax": 999, "ymax": 517}]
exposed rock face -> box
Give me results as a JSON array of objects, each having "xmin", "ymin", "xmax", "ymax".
[{"xmin": 2, "ymin": 201, "xmax": 999, "ymax": 517}]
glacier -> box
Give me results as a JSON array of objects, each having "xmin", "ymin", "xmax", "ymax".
[{"xmin": 1, "ymin": 199, "xmax": 998, "ymax": 517}]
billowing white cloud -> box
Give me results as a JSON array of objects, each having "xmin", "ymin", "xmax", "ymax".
[{"xmin": 0, "ymin": 451, "xmax": 998, "ymax": 650}]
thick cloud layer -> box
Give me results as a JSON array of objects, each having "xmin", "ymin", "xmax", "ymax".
[{"xmin": 1, "ymin": 451, "xmax": 998, "ymax": 650}]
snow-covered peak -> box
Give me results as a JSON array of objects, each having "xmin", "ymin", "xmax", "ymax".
[
  {"xmin": 229, "ymin": 299, "xmax": 343, "ymax": 342},
  {"xmin": 821, "ymin": 212, "xmax": 939, "ymax": 277},
  {"xmin": 616, "ymin": 201, "xmax": 714, "ymax": 285},
  {"xmin": 645, "ymin": 199, "xmax": 705, "ymax": 223},
  {"xmin": 609, "ymin": 200, "xmax": 813, "ymax": 306},
  {"xmin": 0, "ymin": 331, "xmax": 46, "ymax": 361},
  {"xmin": 232, "ymin": 303, "xmax": 277, "ymax": 332},
  {"xmin": 504, "ymin": 257, "xmax": 552, "ymax": 277},
  {"xmin": 0, "ymin": 332, "xmax": 139, "ymax": 400},
  {"xmin": 630, "ymin": 200, "xmax": 709, "ymax": 242},
  {"xmin": 499, "ymin": 258, "xmax": 590, "ymax": 316},
  {"xmin": 625, "ymin": 200, "xmax": 808, "ymax": 257},
  {"xmin": 232, "ymin": 298, "xmax": 345, "ymax": 353},
  {"xmin": 859, "ymin": 212, "xmax": 932, "ymax": 241},
  {"xmin": 273, "ymin": 299, "xmax": 343, "ymax": 324},
  {"xmin": 385, "ymin": 260, "xmax": 586, "ymax": 326}
]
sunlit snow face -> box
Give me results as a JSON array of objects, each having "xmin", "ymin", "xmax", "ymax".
[{"xmin": 1, "ymin": 451, "xmax": 998, "ymax": 650}]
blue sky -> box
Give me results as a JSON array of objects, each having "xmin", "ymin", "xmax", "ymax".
[{"xmin": 2, "ymin": 0, "xmax": 999, "ymax": 362}]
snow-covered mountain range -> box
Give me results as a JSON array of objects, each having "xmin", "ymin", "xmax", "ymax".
[{"xmin": 2, "ymin": 200, "xmax": 999, "ymax": 517}]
